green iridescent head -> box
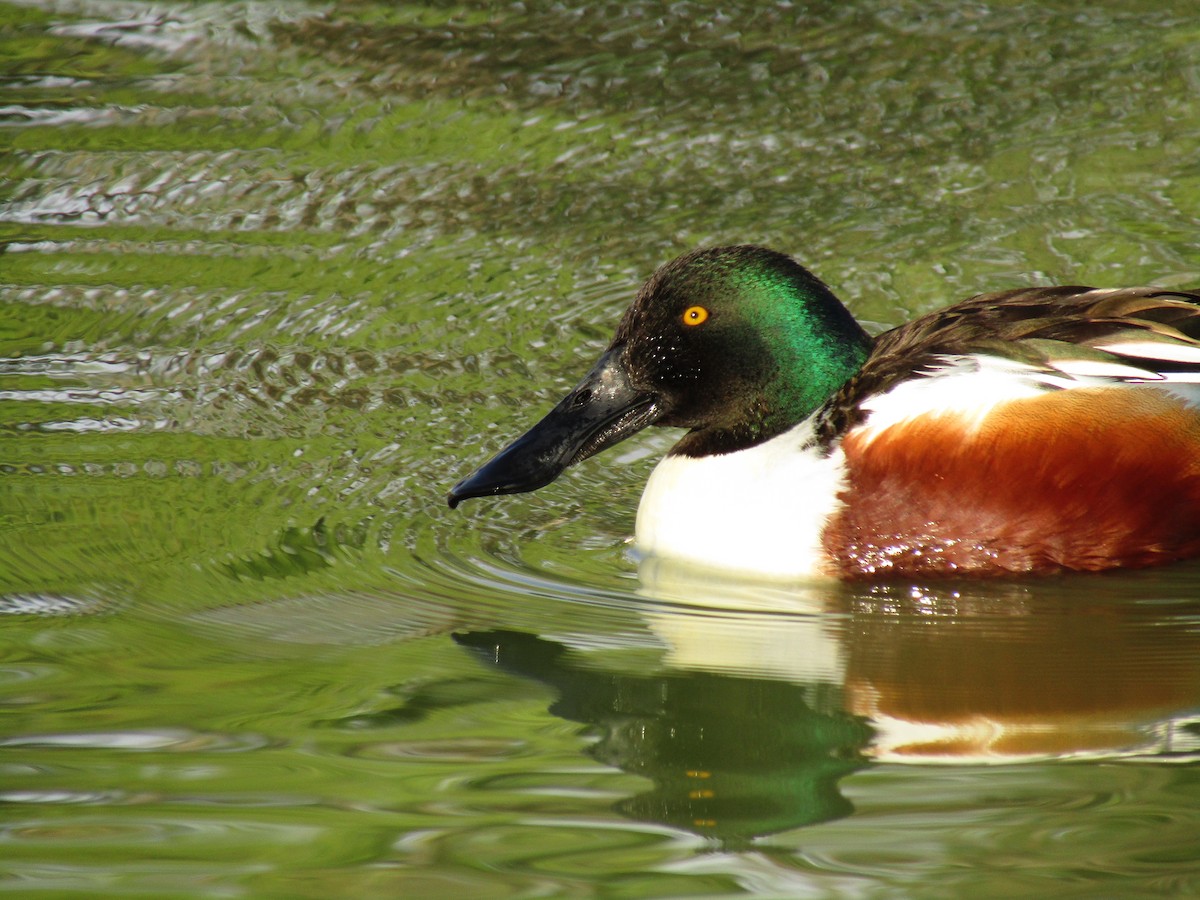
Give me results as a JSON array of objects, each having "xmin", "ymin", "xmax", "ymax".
[
  {"xmin": 614, "ymin": 245, "xmax": 873, "ymax": 455},
  {"xmin": 448, "ymin": 245, "xmax": 873, "ymax": 506}
]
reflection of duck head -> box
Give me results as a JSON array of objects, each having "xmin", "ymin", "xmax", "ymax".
[
  {"xmin": 454, "ymin": 629, "xmax": 871, "ymax": 843},
  {"xmin": 637, "ymin": 559, "xmax": 1200, "ymax": 764}
]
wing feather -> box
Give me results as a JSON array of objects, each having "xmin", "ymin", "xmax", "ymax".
[{"xmin": 816, "ymin": 285, "xmax": 1200, "ymax": 444}]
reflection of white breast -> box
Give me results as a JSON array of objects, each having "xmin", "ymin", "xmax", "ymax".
[
  {"xmin": 636, "ymin": 556, "xmax": 844, "ymax": 685},
  {"xmin": 634, "ymin": 420, "xmax": 848, "ymax": 579}
]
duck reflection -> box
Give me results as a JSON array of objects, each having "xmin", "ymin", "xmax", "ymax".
[
  {"xmin": 839, "ymin": 586, "xmax": 1200, "ymax": 763},
  {"xmin": 454, "ymin": 628, "xmax": 871, "ymax": 842},
  {"xmin": 642, "ymin": 558, "xmax": 1200, "ymax": 764},
  {"xmin": 456, "ymin": 561, "xmax": 1200, "ymax": 841}
]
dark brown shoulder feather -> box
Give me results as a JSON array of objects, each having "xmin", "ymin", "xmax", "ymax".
[{"xmin": 814, "ymin": 286, "xmax": 1200, "ymax": 445}]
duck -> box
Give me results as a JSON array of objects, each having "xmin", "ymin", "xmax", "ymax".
[{"xmin": 448, "ymin": 245, "xmax": 1200, "ymax": 579}]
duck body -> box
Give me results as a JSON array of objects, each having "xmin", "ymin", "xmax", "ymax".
[{"xmin": 450, "ymin": 247, "xmax": 1200, "ymax": 579}]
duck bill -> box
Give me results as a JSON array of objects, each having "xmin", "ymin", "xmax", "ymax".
[{"xmin": 448, "ymin": 348, "xmax": 661, "ymax": 508}]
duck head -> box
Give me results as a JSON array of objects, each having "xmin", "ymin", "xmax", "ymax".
[{"xmin": 447, "ymin": 245, "xmax": 872, "ymax": 508}]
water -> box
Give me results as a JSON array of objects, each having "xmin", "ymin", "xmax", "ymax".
[{"xmin": 2, "ymin": 0, "xmax": 1200, "ymax": 895}]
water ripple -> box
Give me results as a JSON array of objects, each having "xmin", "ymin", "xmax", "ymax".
[
  {"xmin": 2, "ymin": 1, "xmax": 1200, "ymax": 895},
  {"xmin": 0, "ymin": 729, "xmax": 271, "ymax": 753}
]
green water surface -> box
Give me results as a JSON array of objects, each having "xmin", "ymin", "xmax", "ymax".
[{"xmin": 2, "ymin": 1, "xmax": 1200, "ymax": 896}]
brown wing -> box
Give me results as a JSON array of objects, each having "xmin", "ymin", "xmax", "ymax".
[{"xmin": 816, "ymin": 286, "xmax": 1200, "ymax": 444}]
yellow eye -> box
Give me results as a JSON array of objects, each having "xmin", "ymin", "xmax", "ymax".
[{"xmin": 682, "ymin": 306, "xmax": 709, "ymax": 326}]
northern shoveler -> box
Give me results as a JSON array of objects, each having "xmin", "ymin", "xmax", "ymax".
[{"xmin": 448, "ymin": 245, "xmax": 1200, "ymax": 579}]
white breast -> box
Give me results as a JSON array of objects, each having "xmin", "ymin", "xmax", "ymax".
[{"xmin": 634, "ymin": 420, "xmax": 847, "ymax": 579}]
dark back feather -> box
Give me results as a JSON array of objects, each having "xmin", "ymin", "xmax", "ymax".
[{"xmin": 815, "ymin": 286, "xmax": 1200, "ymax": 445}]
